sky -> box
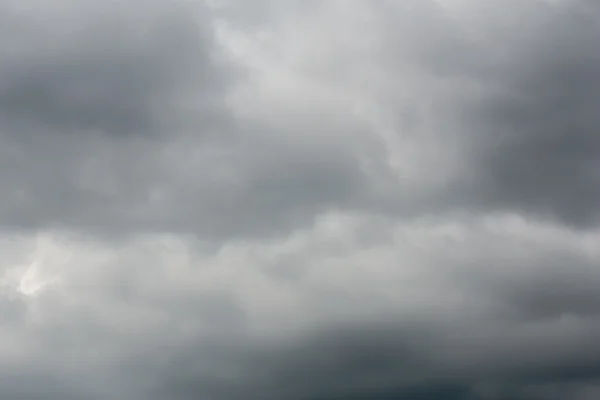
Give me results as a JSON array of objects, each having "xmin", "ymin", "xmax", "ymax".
[{"xmin": 0, "ymin": 0, "xmax": 599, "ymax": 399}]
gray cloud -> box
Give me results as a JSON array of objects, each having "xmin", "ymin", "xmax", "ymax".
[
  {"xmin": 463, "ymin": 2, "xmax": 600, "ymax": 228},
  {"xmin": 1, "ymin": 215, "xmax": 600, "ymax": 400},
  {"xmin": 1, "ymin": 0, "xmax": 599, "ymax": 238},
  {"xmin": 0, "ymin": 0, "xmax": 224, "ymax": 137},
  {"xmin": 361, "ymin": 0, "xmax": 600, "ymax": 230},
  {"xmin": 0, "ymin": 1, "xmax": 599, "ymax": 400},
  {"xmin": 136, "ymin": 215, "xmax": 600, "ymax": 400},
  {"xmin": 0, "ymin": 0, "xmax": 386, "ymax": 239}
]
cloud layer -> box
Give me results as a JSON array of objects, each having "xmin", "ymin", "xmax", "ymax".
[{"xmin": 1, "ymin": 1, "xmax": 599, "ymax": 399}]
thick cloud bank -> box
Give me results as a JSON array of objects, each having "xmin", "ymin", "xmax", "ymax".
[{"xmin": 1, "ymin": 1, "xmax": 599, "ymax": 399}]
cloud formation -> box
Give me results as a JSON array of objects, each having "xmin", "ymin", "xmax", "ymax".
[{"xmin": 0, "ymin": 0, "xmax": 599, "ymax": 399}]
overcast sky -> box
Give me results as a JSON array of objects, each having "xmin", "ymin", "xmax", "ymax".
[{"xmin": 1, "ymin": 0, "xmax": 599, "ymax": 399}]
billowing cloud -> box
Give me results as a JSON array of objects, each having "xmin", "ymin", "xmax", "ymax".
[{"xmin": 0, "ymin": 0, "xmax": 599, "ymax": 399}]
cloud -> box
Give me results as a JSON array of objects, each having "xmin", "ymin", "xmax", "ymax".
[
  {"xmin": 461, "ymin": 0, "xmax": 600, "ymax": 228},
  {"xmin": 0, "ymin": 0, "xmax": 599, "ymax": 399},
  {"xmin": 0, "ymin": 0, "xmax": 225, "ymax": 134},
  {"xmin": 0, "ymin": 0, "xmax": 388, "ymax": 239},
  {"xmin": 2, "ymin": 214, "xmax": 599, "ymax": 399}
]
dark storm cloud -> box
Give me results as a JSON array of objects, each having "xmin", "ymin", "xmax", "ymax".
[{"xmin": 147, "ymin": 312, "xmax": 600, "ymax": 400}]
